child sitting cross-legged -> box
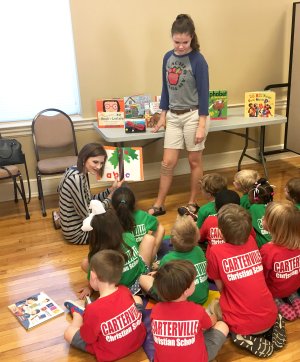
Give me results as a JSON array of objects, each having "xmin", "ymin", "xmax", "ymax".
[
  {"xmin": 207, "ymin": 204, "xmax": 286, "ymax": 358},
  {"xmin": 178, "ymin": 173, "xmax": 227, "ymax": 225},
  {"xmin": 111, "ymin": 186, "xmax": 165, "ymax": 261},
  {"xmin": 64, "ymin": 249, "xmax": 146, "ymax": 361},
  {"xmin": 79, "ymin": 203, "xmax": 155, "ymax": 298},
  {"xmin": 140, "ymin": 215, "xmax": 209, "ymax": 305},
  {"xmin": 151, "ymin": 259, "xmax": 229, "ymax": 362},
  {"xmin": 233, "ymin": 169, "xmax": 260, "ymax": 210},
  {"xmin": 261, "ymin": 201, "xmax": 300, "ymax": 321}
]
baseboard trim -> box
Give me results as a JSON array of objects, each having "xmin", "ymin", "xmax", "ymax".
[{"xmin": 0, "ymin": 144, "xmax": 297, "ymax": 202}]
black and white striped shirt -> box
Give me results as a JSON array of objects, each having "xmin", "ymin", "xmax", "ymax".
[{"xmin": 58, "ymin": 167, "xmax": 111, "ymax": 244}]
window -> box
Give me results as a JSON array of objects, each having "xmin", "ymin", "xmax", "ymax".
[{"xmin": 0, "ymin": 0, "xmax": 80, "ymax": 122}]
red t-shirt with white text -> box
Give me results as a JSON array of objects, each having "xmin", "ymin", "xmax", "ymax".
[
  {"xmin": 207, "ymin": 236, "xmax": 277, "ymax": 335},
  {"xmin": 80, "ymin": 285, "xmax": 146, "ymax": 361},
  {"xmin": 151, "ymin": 300, "xmax": 212, "ymax": 362},
  {"xmin": 200, "ymin": 215, "xmax": 256, "ymax": 258},
  {"xmin": 260, "ymin": 242, "xmax": 300, "ymax": 298}
]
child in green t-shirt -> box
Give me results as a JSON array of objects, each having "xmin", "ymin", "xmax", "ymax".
[
  {"xmin": 233, "ymin": 169, "xmax": 260, "ymax": 210},
  {"xmin": 112, "ymin": 186, "xmax": 165, "ymax": 261},
  {"xmin": 285, "ymin": 177, "xmax": 300, "ymax": 210},
  {"xmin": 179, "ymin": 173, "xmax": 227, "ymax": 226},
  {"xmin": 248, "ymin": 178, "xmax": 274, "ymax": 248},
  {"xmin": 79, "ymin": 206, "xmax": 155, "ymax": 298},
  {"xmin": 140, "ymin": 215, "xmax": 209, "ymax": 305},
  {"xmin": 195, "ymin": 173, "xmax": 227, "ymax": 228}
]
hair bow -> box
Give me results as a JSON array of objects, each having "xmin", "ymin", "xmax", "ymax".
[{"xmin": 81, "ymin": 200, "xmax": 106, "ymax": 232}]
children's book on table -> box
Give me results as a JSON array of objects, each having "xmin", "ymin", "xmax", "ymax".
[
  {"xmin": 209, "ymin": 90, "xmax": 228, "ymax": 120},
  {"xmin": 96, "ymin": 98, "xmax": 125, "ymax": 128},
  {"xmin": 100, "ymin": 146, "xmax": 144, "ymax": 182},
  {"xmin": 244, "ymin": 91, "xmax": 276, "ymax": 118},
  {"xmin": 8, "ymin": 291, "xmax": 64, "ymax": 330}
]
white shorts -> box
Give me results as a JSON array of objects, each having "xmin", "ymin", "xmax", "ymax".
[{"xmin": 164, "ymin": 110, "xmax": 210, "ymax": 151}]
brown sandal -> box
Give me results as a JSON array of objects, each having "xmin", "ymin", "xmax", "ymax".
[
  {"xmin": 52, "ymin": 210, "xmax": 61, "ymax": 229},
  {"xmin": 148, "ymin": 206, "xmax": 166, "ymax": 216}
]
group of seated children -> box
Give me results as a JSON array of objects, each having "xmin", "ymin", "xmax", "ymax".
[{"xmin": 64, "ymin": 173, "xmax": 300, "ymax": 362}]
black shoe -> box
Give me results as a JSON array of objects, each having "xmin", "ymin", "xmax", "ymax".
[
  {"xmin": 231, "ymin": 333, "xmax": 274, "ymax": 358},
  {"xmin": 264, "ymin": 314, "xmax": 286, "ymax": 350},
  {"xmin": 177, "ymin": 206, "xmax": 198, "ymax": 222}
]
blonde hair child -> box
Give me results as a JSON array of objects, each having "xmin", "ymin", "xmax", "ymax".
[
  {"xmin": 260, "ymin": 201, "xmax": 300, "ymax": 321},
  {"xmin": 233, "ymin": 169, "xmax": 260, "ymax": 209}
]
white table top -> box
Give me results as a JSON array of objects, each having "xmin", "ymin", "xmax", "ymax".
[{"xmin": 93, "ymin": 109, "xmax": 287, "ymax": 143}]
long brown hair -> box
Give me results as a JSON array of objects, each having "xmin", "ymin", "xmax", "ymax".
[
  {"xmin": 77, "ymin": 143, "xmax": 107, "ymax": 176},
  {"xmin": 171, "ymin": 14, "xmax": 200, "ymax": 51}
]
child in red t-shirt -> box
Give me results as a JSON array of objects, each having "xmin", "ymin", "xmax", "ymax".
[
  {"xmin": 64, "ymin": 250, "xmax": 146, "ymax": 362},
  {"xmin": 199, "ymin": 189, "xmax": 240, "ymax": 257},
  {"xmin": 151, "ymin": 259, "xmax": 229, "ymax": 362},
  {"xmin": 261, "ymin": 201, "xmax": 300, "ymax": 320},
  {"xmin": 207, "ymin": 204, "xmax": 286, "ymax": 358}
]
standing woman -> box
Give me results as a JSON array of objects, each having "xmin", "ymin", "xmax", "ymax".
[
  {"xmin": 148, "ymin": 14, "xmax": 209, "ymax": 216},
  {"xmin": 55, "ymin": 143, "xmax": 123, "ymax": 245}
]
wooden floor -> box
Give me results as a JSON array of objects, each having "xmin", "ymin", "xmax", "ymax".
[{"xmin": 1, "ymin": 155, "xmax": 300, "ymax": 362}]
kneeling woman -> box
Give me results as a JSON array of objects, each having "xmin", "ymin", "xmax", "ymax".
[{"xmin": 57, "ymin": 143, "xmax": 122, "ymax": 245}]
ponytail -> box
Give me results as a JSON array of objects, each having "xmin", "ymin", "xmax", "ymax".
[{"xmin": 171, "ymin": 14, "xmax": 200, "ymax": 51}]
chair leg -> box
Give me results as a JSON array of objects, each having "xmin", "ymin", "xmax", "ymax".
[
  {"xmin": 13, "ymin": 178, "xmax": 18, "ymax": 203},
  {"xmin": 18, "ymin": 174, "xmax": 30, "ymax": 220},
  {"xmin": 37, "ymin": 171, "xmax": 47, "ymax": 217}
]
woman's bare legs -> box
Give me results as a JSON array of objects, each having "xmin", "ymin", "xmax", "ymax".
[
  {"xmin": 149, "ymin": 148, "xmax": 180, "ymax": 213},
  {"xmin": 187, "ymin": 150, "xmax": 203, "ymax": 206}
]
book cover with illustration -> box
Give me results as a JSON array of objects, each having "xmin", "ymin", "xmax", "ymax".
[
  {"xmin": 244, "ymin": 91, "xmax": 275, "ymax": 118},
  {"xmin": 100, "ymin": 146, "xmax": 144, "ymax": 181},
  {"xmin": 96, "ymin": 98, "xmax": 125, "ymax": 128},
  {"xmin": 8, "ymin": 292, "xmax": 64, "ymax": 330},
  {"xmin": 125, "ymin": 119, "xmax": 146, "ymax": 133},
  {"xmin": 124, "ymin": 95, "xmax": 151, "ymax": 119},
  {"xmin": 209, "ymin": 90, "xmax": 228, "ymax": 119},
  {"xmin": 144, "ymin": 101, "xmax": 161, "ymax": 128}
]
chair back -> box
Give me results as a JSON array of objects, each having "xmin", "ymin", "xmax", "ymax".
[{"xmin": 32, "ymin": 108, "xmax": 78, "ymax": 161}]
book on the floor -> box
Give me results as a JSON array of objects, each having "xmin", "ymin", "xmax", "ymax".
[
  {"xmin": 244, "ymin": 91, "xmax": 275, "ymax": 118},
  {"xmin": 209, "ymin": 90, "xmax": 228, "ymax": 119},
  {"xmin": 100, "ymin": 146, "xmax": 144, "ymax": 181},
  {"xmin": 96, "ymin": 98, "xmax": 125, "ymax": 128},
  {"xmin": 8, "ymin": 291, "xmax": 64, "ymax": 330}
]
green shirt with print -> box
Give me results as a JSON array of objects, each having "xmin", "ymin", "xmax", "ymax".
[
  {"xmin": 132, "ymin": 209, "xmax": 158, "ymax": 245},
  {"xmin": 119, "ymin": 232, "xmax": 147, "ymax": 288},
  {"xmin": 197, "ymin": 201, "xmax": 216, "ymax": 228},
  {"xmin": 249, "ymin": 204, "xmax": 271, "ymax": 248},
  {"xmin": 159, "ymin": 246, "xmax": 209, "ymax": 305}
]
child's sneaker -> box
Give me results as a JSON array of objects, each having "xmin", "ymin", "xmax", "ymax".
[
  {"xmin": 266, "ymin": 313, "xmax": 286, "ymax": 350},
  {"xmin": 231, "ymin": 333, "xmax": 274, "ymax": 358},
  {"xmin": 177, "ymin": 205, "xmax": 198, "ymax": 222},
  {"xmin": 64, "ymin": 300, "xmax": 85, "ymax": 316}
]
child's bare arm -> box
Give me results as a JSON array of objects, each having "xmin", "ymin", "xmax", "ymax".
[{"xmin": 214, "ymin": 279, "xmax": 224, "ymax": 292}]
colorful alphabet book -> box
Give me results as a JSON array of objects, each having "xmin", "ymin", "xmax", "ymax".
[
  {"xmin": 100, "ymin": 146, "xmax": 144, "ymax": 181},
  {"xmin": 96, "ymin": 98, "xmax": 125, "ymax": 128},
  {"xmin": 8, "ymin": 292, "xmax": 64, "ymax": 330},
  {"xmin": 209, "ymin": 90, "xmax": 228, "ymax": 119},
  {"xmin": 244, "ymin": 91, "xmax": 276, "ymax": 118}
]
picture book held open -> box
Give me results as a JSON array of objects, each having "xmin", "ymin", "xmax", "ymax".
[
  {"xmin": 100, "ymin": 146, "xmax": 144, "ymax": 182},
  {"xmin": 8, "ymin": 291, "xmax": 64, "ymax": 330}
]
